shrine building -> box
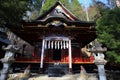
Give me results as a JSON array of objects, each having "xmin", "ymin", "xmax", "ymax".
[{"xmin": 11, "ymin": 2, "xmax": 96, "ymax": 73}]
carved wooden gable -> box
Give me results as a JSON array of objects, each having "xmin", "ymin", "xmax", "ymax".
[{"xmin": 36, "ymin": 1, "xmax": 79, "ymax": 21}]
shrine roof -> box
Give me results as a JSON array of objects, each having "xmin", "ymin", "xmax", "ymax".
[
  {"xmin": 22, "ymin": 1, "xmax": 95, "ymax": 27},
  {"xmin": 36, "ymin": 1, "xmax": 79, "ymax": 21},
  {"xmin": 23, "ymin": 1, "xmax": 95, "ymax": 26},
  {"xmin": 10, "ymin": 1, "xmax": 97, "ymax": 47},
  {"xmin": 23, "ymin": 16, "xmax": 95, "ymax": 26}
]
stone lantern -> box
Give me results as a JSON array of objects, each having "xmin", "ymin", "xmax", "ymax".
[
  {"xmin": 90, "ymin": 40, "xmax": 107, "ymax": 80},
  {"xmin": 0, "ymin": 45, "xmax": 19, "ymax": 80}
]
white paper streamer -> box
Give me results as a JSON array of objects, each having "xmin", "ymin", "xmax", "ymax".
[
  {"xmin": 48, "ymin": 41, "xmax": 50, "ymax": 49},
  {"xmin": 61, "ymin": 41, "xmax": 62, "ymax": 49},
  {"xmin": 58, "ymin": 41, "xmax": 60, "ymax": 49},
  {"xmin": 63, "ymin": 41, "xmax": 66, "ymax": 49},
  {"xmin": 55, "ymin": 41, "xmax": 57, "ymax": 49},
  {"xmin": 51, "ymin": 41, "xmax": 53, "ymax": 49}
]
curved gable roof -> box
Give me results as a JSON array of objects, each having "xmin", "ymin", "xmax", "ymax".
[
  {"xmin": 36, "ymin": 1, "xmax": 80, "ymax": 21},
  {"xmin": 10, "ymin": 1, "xmax": 96, "ymax": 47}
]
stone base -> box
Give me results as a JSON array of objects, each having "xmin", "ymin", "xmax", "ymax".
[
  {"xmin": 47, "ymin": 66, "xmax": 65, "ymax": 77},
  {"xmin": 94, "ymin": 59, "xmax": 107, "ymax": 65}
]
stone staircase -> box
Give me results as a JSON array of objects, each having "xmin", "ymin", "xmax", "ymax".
[{"xmin": 45, "ymin": 63, "xmax": 69, "ymax": 77}]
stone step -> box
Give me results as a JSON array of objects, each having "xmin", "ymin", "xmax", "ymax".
[{"xmin": 46, "ymin": 64, "xmax": 69, "ymax": 77}]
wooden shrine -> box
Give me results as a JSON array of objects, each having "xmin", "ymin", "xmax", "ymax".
[{"xmin": 11, "ymin": 1, "xmax": 96, "ymax": 73}]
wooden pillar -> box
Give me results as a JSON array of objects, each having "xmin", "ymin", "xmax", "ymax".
[
  {"xmin": 68, "ymin": 40, "xmax": 72, "ymax": 73},
  {"xmin": 40, "ymin": 39, "xmax": 45, "ymax": 71}
]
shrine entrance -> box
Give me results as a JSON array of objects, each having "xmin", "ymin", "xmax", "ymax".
[
  {"xmin": 53, "ymin": 48, "xmax": 61, "ymax": 60},
  {"xmin": 40, "ymin": 36, "xmax": 72, "ymax": 72}
]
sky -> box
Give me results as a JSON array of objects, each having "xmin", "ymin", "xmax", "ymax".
[{"xmin": 78, "ymin": 0, "xmax": 108, "ymax": 7}]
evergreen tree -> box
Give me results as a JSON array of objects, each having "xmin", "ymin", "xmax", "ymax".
[
  {"xmin": 0, "ymin": 0, "xmax": 28, "ymax": 27},
  {"xmin": 69, "ymin": 0, "xmax": 86, "ymax": 20},
  {"xmin": 108, "ymin": 0, "xmax": 119, "ymax": 8},
  {"xmin": 28, "ymin": 0, "xmax": 43, "ymax": 20},
  {"xmin": 96, "ymin": 7, "xmax": 120, "ymax": 63},
  {"xmin": 89, "ymin": 0, "xmax": 109, "ymax": 21},
  {"xmin": 87, "ymin": 5, "xmax": 98, "ymax": 21},
  {"xmin": 30, "ymin": 0, "xmax": 43, "ymax": 11}
]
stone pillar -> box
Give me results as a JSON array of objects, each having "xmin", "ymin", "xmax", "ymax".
[
  {"xmin": 94, "ymin": 53, "xmax": 107, "ymax": 80},
  {"xmin": 0, "ymin": 45, "xmax": 19, "ymax": 80},
  {"xmin": 90, "ymin": 40, "xmax": 107, "ymax": 80}
]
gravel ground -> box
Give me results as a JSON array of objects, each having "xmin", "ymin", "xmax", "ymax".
[
  {"xmin": 29, "ymin": 74, "xmax": 80, "ymax": 80},
  {"xmin": 28, "ymin": 71, "xmax": 120, "ymax": 80}
]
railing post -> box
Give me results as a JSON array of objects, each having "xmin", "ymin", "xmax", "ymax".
[
  {"xmin": 68, "ymin": 40, "xmax": 72, "ymax": 73},
  {"xmin": 40, "ymin": 39, "xmax": 45, "ymax": 73}
]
